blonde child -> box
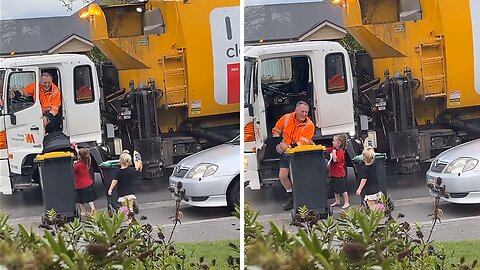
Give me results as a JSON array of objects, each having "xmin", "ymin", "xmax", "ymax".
[
  {"xmin": 327, "ymin": 133, "xmax": 350, "ymax": 209},
  {"xmin": 73, "ymin": 148, "xmax": 97, "ymax": 215},
  {"xmin": 356, "ymin": 146, "xmax": 382, "ymax": 210},
  {"xmin": 108, "ymin": 150, "xmax": 138, "ymax": 222}
]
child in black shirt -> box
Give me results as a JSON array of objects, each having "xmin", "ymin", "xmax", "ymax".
[
  {"xmin": 108, "ymin": 150, "xmax": 138, "ymax": 222},
  {"xmin": 356, "ymin": 146, "xmax": 382, "ymax": 210}
]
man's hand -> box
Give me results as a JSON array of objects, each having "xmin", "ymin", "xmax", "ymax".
[
  {"xmin": 9, "ymin": 90, "xmax": 21, "ymax": 100},
  {"xmin": 276, "ymin": 142, "xmax": 289, "ymax": 154},
  {"xmin": 42, "ymin": 116, "xmax": 50, "ymax": 126}
]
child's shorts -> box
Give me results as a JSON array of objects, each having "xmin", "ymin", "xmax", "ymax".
[
  {"xmin": 364, "ymin": 191, "xmax": 382, "ymax": 201},
  {"xmin": 118, "ymin": 194, "xmax": 137, "ymax": 203}
]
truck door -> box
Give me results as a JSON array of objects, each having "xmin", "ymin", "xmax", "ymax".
[
  {"xmin": 64, "ymin": 65, "xmax": 102, "ymax": 143},
  {"xmin": 252, "ymin": 59, "xmax": 268, "ymax": 146},
  {"xmin": 315, "ymin": 52, "xmax": 355, "ymax": 135},
  {"xmin": 4, "ymin": 68, "xmax": 44, "ymax": 175}
]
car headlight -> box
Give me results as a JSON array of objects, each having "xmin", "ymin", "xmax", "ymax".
[
  {"xmin": 444, "ymin": 158, "xmax": 479, "ymax": 174},
  {"xmin": 186, "ymin": 163, "xmax": 218, "ymax": 178}
]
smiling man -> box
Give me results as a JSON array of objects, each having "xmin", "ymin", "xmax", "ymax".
[
  {"xmin": 272, "ymin": 100, "xmax": 315, "ymax": 211},
  {"xmin": 16, "ymin": 72, "xmax": 62, "ymax": 133}
]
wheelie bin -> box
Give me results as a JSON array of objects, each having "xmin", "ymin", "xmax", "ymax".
[
  {"xmin": 99, "ymin": 159, "xmax": 121, "ymax": 213},
  {"xmin": 35, "ymin": 152, "xmax": 76, "ymax": 220},
  {"xmin": 285, "ymin": 145, "xmax": 331, "ymax": 220}
]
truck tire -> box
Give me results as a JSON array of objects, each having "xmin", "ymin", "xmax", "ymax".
[{"xmin": 226, "ymin": 176, "xmax": 240, "ymax": 213}]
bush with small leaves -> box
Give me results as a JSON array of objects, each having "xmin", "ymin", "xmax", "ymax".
[{"xmin": 245, "ymin": 190, "xmax": 478, "ymax": 270}]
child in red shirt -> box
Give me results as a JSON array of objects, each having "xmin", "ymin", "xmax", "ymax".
[
  {"xmin": 327, "ymin": 133, "xmax": 350, "ymax": 209},
  {"xmin": 74, "ymin": 148, "xmax": 97, "ymax": 215}
]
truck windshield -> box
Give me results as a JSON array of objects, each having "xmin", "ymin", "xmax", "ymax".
[{"xmin": 244, "ymin": 57, "xmax": 256, "ymax": 107}]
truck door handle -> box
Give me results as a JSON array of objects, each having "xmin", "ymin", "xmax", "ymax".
[{"xmin": 30, "ymin": 127, "xmax": 39, "ymax": 131}]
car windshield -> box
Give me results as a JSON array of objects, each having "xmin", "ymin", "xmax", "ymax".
[{"xmin": 226, "ymin": 135, "xmax": 240, "ymax": 145}]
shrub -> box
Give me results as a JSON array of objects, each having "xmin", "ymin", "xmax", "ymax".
[
  {"xmin": 0, "ymin": 208, "xmax": 239, "ymax": 269},
  {"xmin": 244, "ymin": 201, "xmax": 478, "ymax": 270}
]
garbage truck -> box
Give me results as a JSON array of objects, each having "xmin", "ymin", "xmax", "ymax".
[
  {"xmin": 244, "ymin": 0, "xmax": 480, "ymax": 189},
  {"xmin": 81, "ymin": 0, "xmax": 240, "ymax": 179}
]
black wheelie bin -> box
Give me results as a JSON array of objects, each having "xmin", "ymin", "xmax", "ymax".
[
  {"xmin": 285, "ymin": 145, "xmax": 331, "ymax": 220},
  {"xmin": 99, "ymin": 159, "xmax": 121, "ymax": 213},
  {"xmin": 352, "ymin": 152, "xmax": 394, "ymax": 211},
  {"xmin": 35, "ymin": 152, "xmax": 77, "ymax": 221},
  {"xmin": 352, "ymin": 153, "xmax": 387, "ymax": 195}
]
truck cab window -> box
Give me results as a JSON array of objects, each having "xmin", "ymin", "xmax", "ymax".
[
  {"xmin": 74, "ymin": 66, "xmax": 94, "ymax": 104},
  {"xmin": 244, "ymin": 58, "xmax": 254, "ymax": 106},
  {"xmin": 325, "ymin": 53, "xmax": 347, "ymax": 94},
  {"xmin": 0, "ymin": 70, "xmax": 5, "ymax": 112},
  {"xmin": 7, "ymin": 72, "xmax": 36, "ymax": 113}
]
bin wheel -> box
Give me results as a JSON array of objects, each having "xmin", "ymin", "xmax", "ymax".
[
  {"xmin": 107, "ymin": 204, "xmax": 116, "ymax": 218},
  {"xmin": 133, "ymin": 201, "xmax": 139, "ymax": 214},
  {"xmin": 41, "ymin": 214, "xmax": 48, "ymax": 225}
]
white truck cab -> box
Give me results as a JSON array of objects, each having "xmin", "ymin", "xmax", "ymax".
[
  {"xmin": 0, "ymin": 54, "xmax": 103, "ymax": 194},
  {"xmin": 244, "ymin": 42, "xmax": 355, "ymax": 190}
]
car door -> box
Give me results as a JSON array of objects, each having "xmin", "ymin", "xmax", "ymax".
[{"xmin": 4, "ymin": 68, "xmax": 44, "ymax": 175}]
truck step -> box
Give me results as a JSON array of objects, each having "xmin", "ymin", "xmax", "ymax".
[
  {"xmin": 167, "ymin": 102, "xmax": 188, "ymax": 108},
  {"xmin": 424, "ymin": 93, "xmax": 446, "ymax": 98},
  {"xmin": 263, "ymin": 158, "xmax": 280, "ymax": 163},
  {"xmin": 262, "ymin": 177, "xmax": 280, "ymax": 185},
  {"xmin": 165, "ymin": 85, "xmax": 187, "ymax": 91},
  {"xmin": 12, "ymin": 183, "xmax": 32, "ymax": 190}
]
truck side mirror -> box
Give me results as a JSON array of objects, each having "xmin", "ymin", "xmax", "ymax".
[
  {"xmin": 0, "ymin": 112, "xmax": 16, "ymax": 125},
  {"xmin": 9, "ymin": 113, "xmax": 16, "ymax": 125},
  {"xmin": 247, "ymin": 104, "xmax": 254, "ymax": 117}
]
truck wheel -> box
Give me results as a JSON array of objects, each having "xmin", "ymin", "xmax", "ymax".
[{"xmin": 226, "ymin": 177, "xmax": 240, "ymax": 213}]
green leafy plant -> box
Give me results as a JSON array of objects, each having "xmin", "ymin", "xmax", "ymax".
[
  {"xmin": 0, "ymin": 196, "xmax": 240, "ymax": 269},
  {"xmin": 245, "ymin": 186, "xmax": 478, "ymax": 269}
]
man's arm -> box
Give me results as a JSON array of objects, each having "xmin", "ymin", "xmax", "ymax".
[
  {"xmin": 48, "ymin": 90, "xmax": 61, "ymax": 117},
  {"xmin": 19, "ymin": 83, "xmax": 35, "ymax": 97},
  {"xmin": 272, "ymin": 114, "xmax": 286, "ymax": 137},
  {"xmin": 295, "ymin": 122, "xmax": 315, "ymax": 146},
  {"xmin": 273, "ymin": 114, "xmax": 289, "ymax": 154}
]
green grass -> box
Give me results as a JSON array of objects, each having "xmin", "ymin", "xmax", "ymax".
[
  {"xmin": 440, "ymin": 240, "xmax": 480, "ymax": 268},
  {"xmin": 176, "ymin": 240, "xmax": 239, "ymax": 268}
]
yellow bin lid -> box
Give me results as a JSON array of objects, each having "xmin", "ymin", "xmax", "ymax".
[
  {"xmin": 36, "ymin": 151, "xmax": 74, "ymax": 161},
  {"xmin": 284, "ymin": 144, "xmax": 326, "ymax": 154}
]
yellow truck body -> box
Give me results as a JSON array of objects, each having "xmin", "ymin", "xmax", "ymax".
[
  {"xmin": 85, "ymin": 0, "xmax": 239, "ymax": 133},
  {"xmin": 340, "ymin": 0, "xmax": 480, "ymax": 125}
]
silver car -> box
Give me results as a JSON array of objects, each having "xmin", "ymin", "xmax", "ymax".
[
  {"xmin": 426, "ymin": 138, "xmax": 480, "ymax": 203},
  {"xmin": 169, "ymin": 136, "xmax": 240, "ymax": 211}
]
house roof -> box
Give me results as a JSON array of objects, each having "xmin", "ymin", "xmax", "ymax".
[
  {"xmin": 244, "ymin": 1, "xmax": 344, "ymax": 43},
  {"xmin": 0, "ymin": 14, "xmax": 90, "ymax": 56}
]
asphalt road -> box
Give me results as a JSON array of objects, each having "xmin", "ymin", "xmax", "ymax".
[
  {"xmin": 0, "ymin": 169, "xmax": 239, "ymax": 243},
  {"xmin": 245, "ymin": 163, "xmax": 480, "ymax": 241}
]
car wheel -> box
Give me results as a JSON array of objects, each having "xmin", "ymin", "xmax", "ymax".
[{"xmin": 226, "ymin": 176, "xmax": 240, "ymax": 213}]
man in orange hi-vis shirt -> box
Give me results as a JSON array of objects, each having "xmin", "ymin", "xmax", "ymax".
[
  {"xmin": 15, "ymin": 72, "xmax": 62, "ymax": 133},
  {"xmin": 272, "ymin": 100, "xmax": 315, "ymax": 211}
]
